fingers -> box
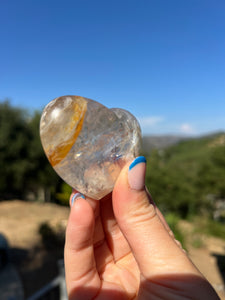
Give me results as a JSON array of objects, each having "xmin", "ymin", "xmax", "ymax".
[
  {"xmin": 69, "ymin": 191, "xmax": 99, "ymax": 214},
  {"xmin": 112, "ymin": 156, "xmax": 202, "ymax": 279},
  {"xmin": 100, "ymin": 193, "xmax": 132, "ymax": 262},
  {"xmin": 76, "ymin": 191, "xmax": 114, "ymax": 273},
  {"xmin": 65, "ymin": 193, "xmax": 101, "ymax": 298}
]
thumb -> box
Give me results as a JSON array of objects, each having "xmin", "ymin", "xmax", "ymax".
[{"xmin": 113, "ymin": 156, "xmax": 200, "ymax": 279}]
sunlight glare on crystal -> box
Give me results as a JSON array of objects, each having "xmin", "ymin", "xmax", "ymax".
[{"xmin": 51, "ymin": 108, "xmax": 61, "ymax": 119}]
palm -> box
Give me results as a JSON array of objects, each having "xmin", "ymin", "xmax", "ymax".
[{"xmin": 91, "ymin": 195, "xmax": 140, "ymax": 299}]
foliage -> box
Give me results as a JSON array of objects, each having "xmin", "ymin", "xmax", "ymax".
[
  {"xmin": 192, "ymin": 217, "xmax": 225, "ymax": 240},
  {"xmin": 165, "ymin": 213, "xmax": 186, "ymax": 248},
  {"xmin": 56, "ymin": 182, "xmax": 72, "ymax": 206},
  {"xmin": 191, "ymin": 236, "xmax": 204, "ymax": 248},
  {"xmin": 146, "ymin": 133, "xmax": 225, "ymax": 219},
  {"xmin": 0, "ymin": 100, "xmax": 60, "ymax": 200},
  {"xmin": 0, "ymin": 100, "xmax": 32, "ymax": 198}
]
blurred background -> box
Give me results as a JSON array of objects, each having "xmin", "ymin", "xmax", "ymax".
[{"xmin": 0, "ymin": 0, "xmax": 225, "ymax": 299}]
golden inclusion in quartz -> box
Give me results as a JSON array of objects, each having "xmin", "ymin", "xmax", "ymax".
[{"xmin": 40, "ymin": 95, "xmax": 142, "ymax": 200}]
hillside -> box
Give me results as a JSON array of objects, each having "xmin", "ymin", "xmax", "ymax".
[
  {"xmin": 142, "ymin": 134, "xmax": 188, "ymax": 152},
  {"xmin": 145, "ymin": 132, "xmax": 225, "ymax": 219},
  {"xmin": 142, "ymin": 131, "xmax": 225, "ymax": 153}
]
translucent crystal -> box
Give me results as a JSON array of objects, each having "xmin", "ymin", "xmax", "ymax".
[{"xmin": 40, "ymin": 95, "xmax": 142, "ymax": 200}]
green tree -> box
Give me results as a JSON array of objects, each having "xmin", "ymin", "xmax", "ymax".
[
  {"xmin": 0, "ymin": 100, "xmax": 32, "ymax": 198},
  {"xmin": 197, "ymin": 145, "xmax": 225, "ymax": 201},
  {"xmin": 0, "ymin": 100, "xmax": 60, "ymax": 201}
]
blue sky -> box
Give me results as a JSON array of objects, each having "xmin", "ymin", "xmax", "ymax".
[{"xmin": 1, "ymin": 0, "xmax": 225, "ymax": 136}]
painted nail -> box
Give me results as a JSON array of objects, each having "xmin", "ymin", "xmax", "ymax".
[
  {"xmin": 71, "ymin": 193, "xmax": 85, "ymax": 207},
  {"xmin": 128, "ymin": 156, "xmax": 146, "ymax": 190}
]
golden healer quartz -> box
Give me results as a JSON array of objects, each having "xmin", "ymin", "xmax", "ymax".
[{"xmin": 40, "ymin": 95, "xmax": 142, "ymax": 200}]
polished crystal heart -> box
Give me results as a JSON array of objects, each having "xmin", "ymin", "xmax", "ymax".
[{"xmin": 40, "ymin": 95, "xmax": 142, "ymax": 199}]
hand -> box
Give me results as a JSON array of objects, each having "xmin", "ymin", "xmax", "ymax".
[{"xmin": 64, "ymin": 156, "xmax": 219, "ymax": 299}]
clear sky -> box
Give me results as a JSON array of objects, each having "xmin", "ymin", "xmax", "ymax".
[{"xmin": 1, "ymin": 0, "xmax": 225, "ymax": 136}]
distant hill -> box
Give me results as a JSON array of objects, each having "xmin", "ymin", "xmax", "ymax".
[
  {"xmin": 142, "ymin": 135, "xmax": 189, "ymax": 153},
  {"xmin": 142, "ymin": 131, "xmax": 225, "ymax": 153}
]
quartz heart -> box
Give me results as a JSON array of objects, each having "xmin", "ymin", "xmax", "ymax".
[{"xmin": 40, "ymin": 95, "xmax": 142, "ymax": 200}]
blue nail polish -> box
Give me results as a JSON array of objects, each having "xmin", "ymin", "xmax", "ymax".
[
  {"xmin": 71, "ymin": 193, "xmax": 85, "ymax": 206},
  {"xmin": 129, "ymin": 156, "xmax": 146, "ymax": 171}
]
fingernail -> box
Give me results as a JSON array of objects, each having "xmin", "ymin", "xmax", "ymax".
[
  {"xmin": 71, "ymin": 193, "xmax": 85, "ymax": 207},
  {"xmin": 128, "ymin": 156, "xmax": 146, "ymax": 190}
]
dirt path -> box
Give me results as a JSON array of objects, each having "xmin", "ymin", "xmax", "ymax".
[
  {"xmin": 0, "ymin": 200, "xmax": 69, "ymax": 249},
  {"xmin": 0, "ymin": 200, "xmax": 224, "ymax": 299}
]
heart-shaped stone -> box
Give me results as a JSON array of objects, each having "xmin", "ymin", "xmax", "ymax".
[{"xmin": 40, "ymin": 95, "xmax": 142, "ymax": 199}]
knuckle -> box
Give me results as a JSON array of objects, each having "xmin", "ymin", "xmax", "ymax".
[{"xmin": 126, "ymin": 194, "xmax": 157, "ymax": 225}]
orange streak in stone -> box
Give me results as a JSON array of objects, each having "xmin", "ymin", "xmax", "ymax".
[{"xmin": 48, "ymin": 103, "xmax": 87, "ymax": 167}]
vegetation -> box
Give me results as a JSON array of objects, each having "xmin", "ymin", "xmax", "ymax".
[
  {"xmin": 0, "ymin": 99, "xmax": 224, "ymax": 228},
  {"xmin": 192, "ymin": 217, "xmax": 225, "ymax": 240},
  {"xmin": 0, "ymin": 100, "xmax": 61, "ymax": 201},
  {"xmin": 145, "ymin": 134, "xmax": 225, "ymax": 220},
  {"xmin": 55, "ymin": 182, "xmax": 72, "ymax": 205},
  {"xmin": 165, "ymin": 213, "xmax": 186, "ymax": 248}
]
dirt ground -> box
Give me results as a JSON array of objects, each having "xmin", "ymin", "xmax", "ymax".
[
  {"xmin": 0, "ymin": 200, "xmax": 69, "ymax": 298},
  {"xmin": 0, "ymin": 200, "xmax": 224, "ymax": 299}
]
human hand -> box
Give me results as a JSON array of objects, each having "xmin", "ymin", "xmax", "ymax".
[{"xmin": 64, "ymin": 156, "xmax": 219, "ymax": 299}]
